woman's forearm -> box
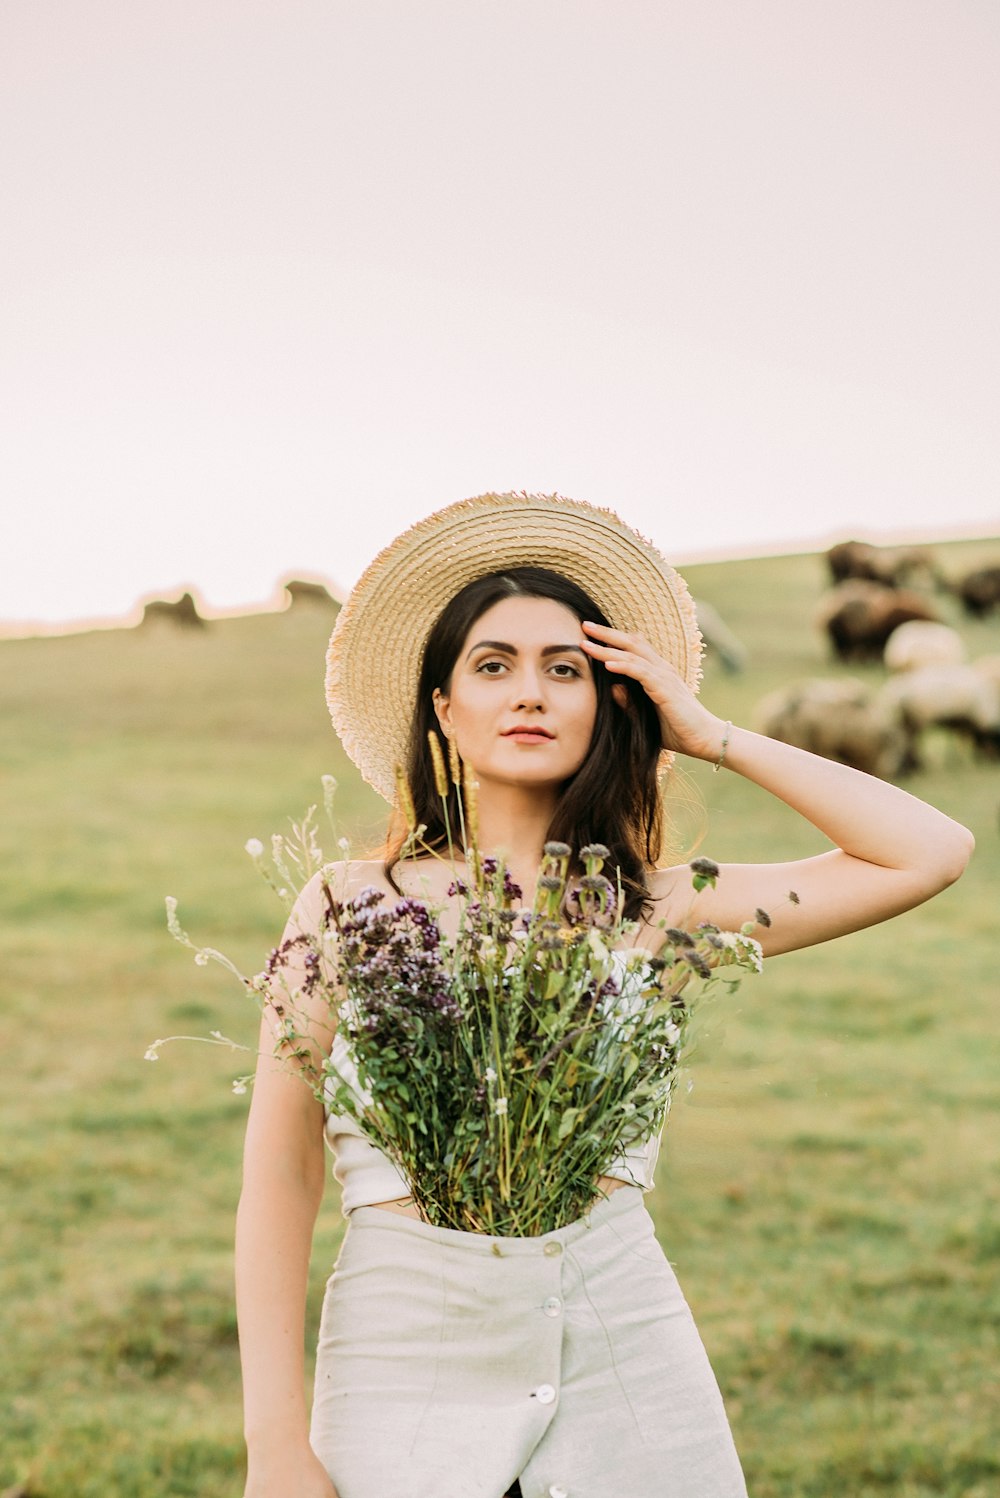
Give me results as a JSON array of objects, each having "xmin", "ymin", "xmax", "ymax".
[
  {"xmin": 721, "ymin": 724, "xmax": 974, "ymax": 883},
  {"xmin": 236, "ymin": 1145, "xmax": 326, "ymax": 1454}
]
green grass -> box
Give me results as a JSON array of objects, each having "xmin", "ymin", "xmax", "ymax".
[{"xmin": 2, "ymin": 545, "xmax": 998, "ymax": 1495}]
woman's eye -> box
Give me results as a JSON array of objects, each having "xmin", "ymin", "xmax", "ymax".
[
  {"xmin": 550, "ymin": 662, "xmax": 582, "ymax": 678},
  {"xmin": 476, "ymin": 659, "xmax": 507, "ymax": 675}
]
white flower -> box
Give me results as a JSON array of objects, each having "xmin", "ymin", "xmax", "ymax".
[
  {"xmin": 485, "ymin": 1066, "xmax": 498, "ymax": 1084},
  {"xmin": 494, "ymin": 1096, "xmax": 508, "ymax": 1116},
  {"xmin": 337, "ymin": 837, "xmax": 351, "ymax": 852},
  {"xmin": 664, "ymin": 1021, "xmax": 680, "ymax": 1044},
  {"xmin": 244, "ymin": 838, "xmax": 264, "ymax": 858},
  {"xmin": 194, "ymin": 952, "xmax": 209, "ymax": 966},
  {"xmin": 144, "ymin": 1046, "xmax": 160, "ymax": 1061},
  {"xmin": 587, "ymin": 930, "xmax": 610, "ymax": 962},
  {"xmin": 736, "ymin": 934, "xmax": 764, "ymax": 973},
  {"xmin": 715, "ymin": 930, "xmax": 740, "ymax": 950},
  {"xmin": 232, "ymin": 1079, "xmax": 248, "ymax": 1095},
  {"xmin": 164, "ymin": 896, "xmax": 185, "ymax": 941}
]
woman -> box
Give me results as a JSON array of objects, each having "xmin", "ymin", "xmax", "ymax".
[{"xmin": 235, "ymin": 493, "xmax": 973, "ymax": 1498}]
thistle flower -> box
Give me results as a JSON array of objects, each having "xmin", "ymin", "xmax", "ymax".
[
  {"xmin": 689, "ymin": 857, "xmax": 720, "ymax": 878},
  {"xmin": 683, "ymin": 948, "xmax": 713, "ymax": 978},
  {"xmin": 754, "ymin": 908, "xmax": 772, "ymax": 928},
  {"xmin": 245, "ymin": 838, "xmax": 264, "ymax": 858},
  {"xmin": 788, "ymin": 890, "xmax": 800, "ymax": 905},
  {"xmin": 543, "ymin": 841, "xmax": 572, "ymax": 859},
  {"xmin": 538, "ymin": 875, "xmax": 563, "ymax": 892},
  {"xmin": 579, "ymin": 843, "xmax": 610, "ymax": 861}
]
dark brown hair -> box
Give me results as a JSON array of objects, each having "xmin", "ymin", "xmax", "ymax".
[{"xmin": 384, "ymin": 567, "xmax": 667, "ymax": 920}]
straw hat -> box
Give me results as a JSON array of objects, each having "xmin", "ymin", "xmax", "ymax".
[{"xmin": 326, "ymin": 491, "xmax": 703, "ymax": 803}]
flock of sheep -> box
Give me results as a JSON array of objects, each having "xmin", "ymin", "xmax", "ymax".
[
  {"xmin": 137, "ymin": 548, "xmax": 1000, "ymax": 784},
  {"xmin": 750, "ymin": 542, "xmax": 1000, "ymax": 780}
]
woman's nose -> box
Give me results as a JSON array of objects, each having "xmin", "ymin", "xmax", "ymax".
[{"xmin": 511, "ymin": 667, "xmax": 545, "ymax": 709}]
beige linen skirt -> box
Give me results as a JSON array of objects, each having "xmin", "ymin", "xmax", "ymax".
[{"xmin": 310, "ymin": 1186, "xmax": 748, "ymax": 1498}]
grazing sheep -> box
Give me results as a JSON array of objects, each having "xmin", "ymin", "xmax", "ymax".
[
  {"xmin": 826, "ymin": 540, "xmax": 936, "ymax": 589},
  {"xmin": 955, "ymin": 565, "xmax": 1000, "ymax": 618},
  {"xmin": 817, "ymin": 581, "xmax": 940, "ymax": 663},
  {"xmin": 883, "ymin": 620, "xmax": 966, "ymax": 673},
  {"xmin": 754, "ymin": 678, "xmax": 915, "ymax": 780},
  {"xmin": 693, "ymin": 598, "xmax": 748, "ymax": 674},
  {"xmin": 139, "ymin": 591, "xmax": 206, "ymax": 628},
  {"xmin": 880, "ymin": 665, "xmax": 1000, "ymax": 759}
]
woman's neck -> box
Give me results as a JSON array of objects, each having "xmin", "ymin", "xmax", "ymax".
[{"xmin": 472, "ymin": 779, "xmax": 558, "ymax": 894}]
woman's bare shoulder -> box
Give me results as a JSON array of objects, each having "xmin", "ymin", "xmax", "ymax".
[
  {"xmin": 642, "ymin": 864, "xmax": 698, "ymax": 928},
  {"xmin": 289, "ymin": 859, "xmax": 393, "ymax": 925}
]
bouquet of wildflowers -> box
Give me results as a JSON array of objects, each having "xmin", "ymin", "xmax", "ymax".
[{"xmin": 154, "ymin": 754, "xmax": 776, "ymax": 1236}]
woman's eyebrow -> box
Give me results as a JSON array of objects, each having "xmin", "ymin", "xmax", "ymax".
[{"xmin": 464, "ymin": 640, "xmax": 588, "ymax": 662}]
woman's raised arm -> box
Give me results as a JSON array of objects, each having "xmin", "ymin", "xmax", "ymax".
[
  {"xmin": 665, "ymin": 724, "xmax": 974, "ymax": 956},
  {"xmin": 579, "ymin": 620, "xmax": 974, "ymax": 957}
]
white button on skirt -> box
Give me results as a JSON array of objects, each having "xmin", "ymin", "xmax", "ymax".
[{"xmin": 310, "ymin": 1187, "xmax": 748, "ymax": 1498}]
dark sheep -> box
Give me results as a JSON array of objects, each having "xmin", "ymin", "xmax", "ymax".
[
  {"xmin": 956, "ymin": 565, "xmax": 1000, "ymax": 618},
  {"xmin": 826, "ymin": 540, "xmax": 936, "ymax": 589},
  {"xmin": 817, "ymin": 581, "xmax": 940, "ymax": 664}
]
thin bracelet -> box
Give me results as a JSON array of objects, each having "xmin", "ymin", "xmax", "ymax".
[{"xmin": 713, "ymin": 721, "xmax": 732, "ymax": 772}]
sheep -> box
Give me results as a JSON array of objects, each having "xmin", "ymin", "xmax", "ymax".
[
  {"xmin": 826, "ymin": 540, "xmax": 936, "ymax": 589},
  {"xmin": 883, "ymin": 620, "xmax": 966, "ymax": 673},
  {"xmin": 955, "ymin": 565, "xmax": 1000, "ymax": 618},
  {"xmin": 754, "ymin": 677, "xmax": 915, "ymax": 780},
  {"xmin": 693, "ymin": 598, "xmax": 748, "ymax": 674},
  {"xmin": 880, "ymin": 664, "xmax": 1000, "ymax": 759},
  {"xmin": 817, "ymin": 581, "xmax": 940, "ymax": 663},
  {"xmin": 138, "ymin": 591, "xmax": 206, "ymax": 628}
]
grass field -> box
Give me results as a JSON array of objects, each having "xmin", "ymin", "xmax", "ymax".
[{"xmin": 2, "ymin": 541, "xmax": 998, "ymax": 1496}]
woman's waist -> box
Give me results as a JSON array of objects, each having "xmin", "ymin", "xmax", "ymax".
[{"xmin": 365, "ymin": 1173, "xmax": 638, "ymax": 1224}]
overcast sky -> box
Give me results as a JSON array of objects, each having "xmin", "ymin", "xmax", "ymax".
[{"xmin": 3, "ymin": 1, "xmax": 998, "ymax": 633}]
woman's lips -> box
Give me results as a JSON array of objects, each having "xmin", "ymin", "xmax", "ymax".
[{"xmin": 502, "ymin": 729, "xmax": 554, "ymax": 742}]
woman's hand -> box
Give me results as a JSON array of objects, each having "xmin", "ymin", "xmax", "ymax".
[
  {"xmin": 579, "ymin": 620, "xmax": 726, "ymax": 762},
  {"xmin": 244, "ymin": 1443, "xmax": 339, "ymax": 1498}
]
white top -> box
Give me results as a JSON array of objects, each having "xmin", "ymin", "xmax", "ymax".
[{"xmin": 323, "ymin": 949, "xmax": 664, "ymax": 1216}]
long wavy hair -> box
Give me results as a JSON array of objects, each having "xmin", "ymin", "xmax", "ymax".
[{"xmin": 383, "ymin": 567, "xmax": 668, "ymax": 921}]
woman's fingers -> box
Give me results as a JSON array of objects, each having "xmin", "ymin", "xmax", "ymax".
[{"xmin": 580, "ymin": 619, "xmax": 659, "ymax": 663}]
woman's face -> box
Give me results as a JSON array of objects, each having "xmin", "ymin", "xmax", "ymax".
[{"xmin": 433, "ymin": 595, "xmax": 600, "ymax": 792}]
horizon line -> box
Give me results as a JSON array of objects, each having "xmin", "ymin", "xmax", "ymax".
[{"xmin": 2, "ymin": 520, "xmax": 997, "ymax": 642}]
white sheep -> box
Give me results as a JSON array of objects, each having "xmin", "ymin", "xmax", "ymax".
[
  {"xmin": 879, "ymin": 664, "xmax": 1000, "ymax": 758},
  {"xmin": 883, "ymin": 620, "xmax": 966, "ymax": 673},
  {"xmin": 754, "ymin": 678, "xmax": 914, "ymax": 780}
]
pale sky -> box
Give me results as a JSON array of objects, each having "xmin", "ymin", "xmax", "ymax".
[{"xmin": 3, "ymin": 1, "xmax": 998, "ymax": 633}]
